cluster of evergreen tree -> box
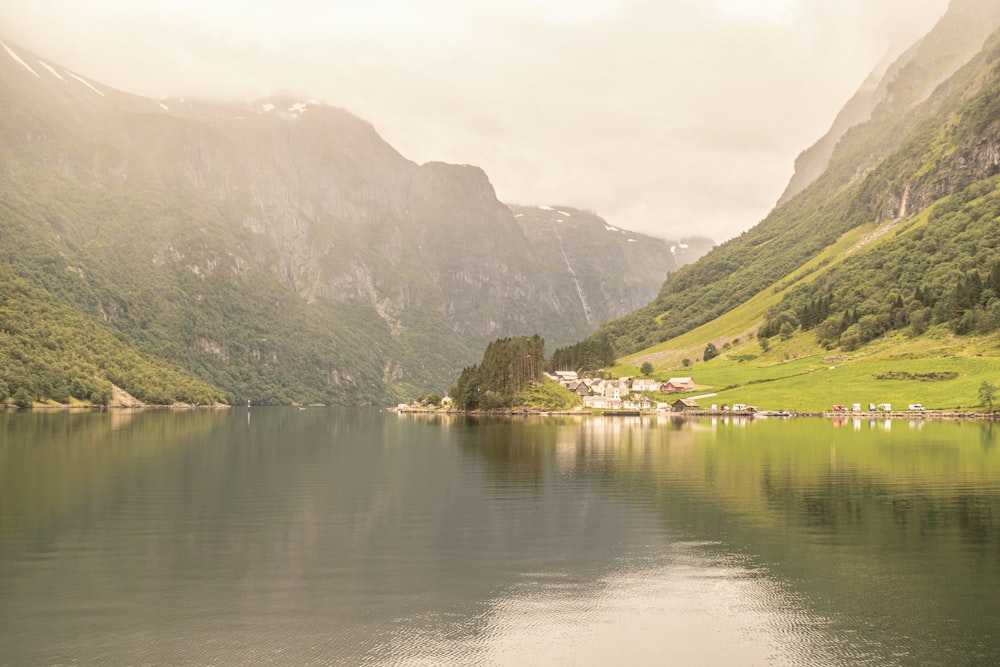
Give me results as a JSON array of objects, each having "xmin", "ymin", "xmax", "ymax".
[
  {"xmin": 761, "ymin": 178, "xmax": 1000, "ymax": 351},
  {"xmin": 450, "ymin": 335, "xmax": 545, "ymax": 411},
  {"xmin": 547, "ymin": 338, "xmax": 616, "ymax": 374}
]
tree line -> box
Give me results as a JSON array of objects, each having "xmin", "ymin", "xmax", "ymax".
[
  {"xmin": 449, "ymin": 335, "xmax": 547, "ymax": 410},
  {"xmin": 547, "ymin": 338, "xmax": 616, "ymax": 374},
  {"xmin": 761, "ymin": 178, "xmax": 1000, "ymax": 350}
]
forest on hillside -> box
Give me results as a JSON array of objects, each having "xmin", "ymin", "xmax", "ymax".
[
  {"xmin": 761, "ymin": 178, "xmax": 1000, "ymax": 350},
  {"xmin": 0, "ymin": 266, "xmax": 229, "ymax": 406}
]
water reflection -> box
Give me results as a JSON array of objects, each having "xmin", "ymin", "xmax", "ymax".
[
  {"xmin": 475, "ymin": 547, "xmax": 828, "ymax": 667},
  {"xmin": 0, "ymin": 410, "xmax": 998, "ymax": 665}
]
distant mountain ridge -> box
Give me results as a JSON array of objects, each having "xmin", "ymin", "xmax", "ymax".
[
  {"xmin": 778, "ymin": 0, "xmax": 1000, "ymax": 206},
  {"xmin": 0, "ymin": 38, "xmax": 708, "ymax": 405},
  {"xmin": 511, "ymin": 205, "xmax": 713, "ymax": 328}
]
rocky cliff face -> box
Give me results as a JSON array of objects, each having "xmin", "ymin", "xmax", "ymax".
[
  {"xmin": 845, "ymin": 26, "xmax": 1000, "ymax": 229},
  {"xmin": 0, "ymin": 40, "xmax": 689, "ymax": 402},
  {"xmin": 511, "ymin": 205, "xmax": 679, "ymax": 327},
  {"xmin": 777, "ymin": 0, "xmax": 1000, "ymax": 206}
]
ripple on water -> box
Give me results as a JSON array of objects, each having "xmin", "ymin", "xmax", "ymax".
[{"xmin": 341, "ymin": 542, "xmax": 847, "ymax": 667}]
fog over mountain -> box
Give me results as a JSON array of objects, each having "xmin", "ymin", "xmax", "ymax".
[
  {"xmin": 0, "ymin": 41, "xmax": 692, "ymax": 404},
  {"xmin": 0, "ymin": 0, "xmax": 950, "ymax": 242}
]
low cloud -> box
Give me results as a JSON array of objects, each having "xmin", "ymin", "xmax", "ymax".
[{"xmin": 1, "ymin": 0, "xmax": 949, "ymax": 241}]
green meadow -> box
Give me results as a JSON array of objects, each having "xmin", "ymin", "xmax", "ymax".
[{"xmin": 617, "ymin": 327, "xmax": 1000, "ymax": 413}]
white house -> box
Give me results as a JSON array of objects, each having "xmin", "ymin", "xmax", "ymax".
[
  {"xmin": 584, "ymin": 396, "xmax": 623, "ymax": 410},
  {"xmin": 632, "ymin": 379, "xmax": 659, "ymax": 393}
]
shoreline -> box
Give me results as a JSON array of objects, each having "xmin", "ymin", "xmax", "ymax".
[
  {"xmin": 393, "ymin": 406, "xmax": 1000, "ymax": 420},
  {"xmin": 1, "ymin": 403, "xmax": 232, "ymax": 411},
  {"xmin": 6, "ymin": 404, "xmax": 997, "ymax": 420}
]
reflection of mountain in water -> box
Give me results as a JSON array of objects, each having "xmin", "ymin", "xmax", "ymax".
[{"xmin": 2, "ymin": 411, "xmax": 998, "ymax": 664}]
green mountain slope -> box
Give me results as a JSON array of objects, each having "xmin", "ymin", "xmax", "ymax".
[
  {"xmin": 0, "ymin": 265, "xmax": 227, "ymax": 406},
  {"xmin": 594, "ymin": 4, "xmax": 1000, "ymax": 359},
  {"xmin": 579, "ymin": 5, "xmax": 1000, "ymax": 411}
]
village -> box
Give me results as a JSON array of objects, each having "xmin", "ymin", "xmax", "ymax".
[
  {"xmin": 549, "ymin": 371, "xmax": 703, "ymax": 412},
  {"xmin": 548, "ymin": 371, "xmax": 932, "ymax": 417},
  {"xmin": 397, "ymin": 370, "xmax": 936, "ymax": 417}
]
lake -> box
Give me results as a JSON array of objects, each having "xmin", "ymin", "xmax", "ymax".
[{"xmin": 1, "ymin": 408, "xmax": 998, "ymax": 665}]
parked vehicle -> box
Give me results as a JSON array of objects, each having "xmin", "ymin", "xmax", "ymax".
[
  {"xmin": 908, "ymin": 404, "xmax": 925, "ymax": 411},
  {"xmin": 832, "ymin": 404, "xmax": 847, "ymax": 412}
]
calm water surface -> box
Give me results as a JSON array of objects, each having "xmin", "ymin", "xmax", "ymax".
[{"xmin": 1, "ymin": 409, "xmax": 998, "ymax": 665}]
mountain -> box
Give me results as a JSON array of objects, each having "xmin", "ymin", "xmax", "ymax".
[
  {"xmin": 778, "ymin": 0, "xmax": 1000, "ymax": 206},
  {"xmin": 0, "ymin": 39, "xmax": 703, "ymax": 405},
  {"xmin": 510, "ymin": 205, "xmax": 712, "ymax": 329},
  {"xmin": 593, "ymin": 0, "xmax": 1000, "ymax": 360}
]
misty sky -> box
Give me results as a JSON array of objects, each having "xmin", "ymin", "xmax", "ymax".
[{"xmin": 1, "ymin": 0, "xmax": 950, "ymax": 241}]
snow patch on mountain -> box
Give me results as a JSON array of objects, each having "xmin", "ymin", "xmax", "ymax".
[
  {"xmin": 38, "ymin": 60, "xmax": 64, "ymax": 81},
  {"xmin": 1, "ymin": 40, "xmax": 39, "ymax": 77},
  {"xmin": 65, "ymin": 71, "xmax": 105, "ymax": 96}
]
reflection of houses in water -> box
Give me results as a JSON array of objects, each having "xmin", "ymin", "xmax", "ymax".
[
  {"xmin": 832, "ymin": 417, "xmax": 895, "ymax": 431},
  {"xmin": 714, "ymin": 415, "xmax": 754, "ymax": 428},
  {"xmin": 555, "ymin": 415, "xmax": 700, "ymax": 468},
  {"xmin": 554, "ymin": 429, "xmax": 582, "ymax": 474}
]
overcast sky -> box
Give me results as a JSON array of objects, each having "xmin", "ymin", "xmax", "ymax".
[{"xmin": 1, "ymin": 0, "xmax": 951, "ymax": 241}]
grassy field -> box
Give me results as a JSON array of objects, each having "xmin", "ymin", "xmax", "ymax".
[
  {"xmin": 620, "ymin": 221, "xmax": 879, "ymax": 371},
  {"xmin": 606, "ymin": 195, "xmax": 1000, "ymax": 413},
  {"xmin": 615, "ymin": 327, "xmax": 1000, "ymax": 413}
]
